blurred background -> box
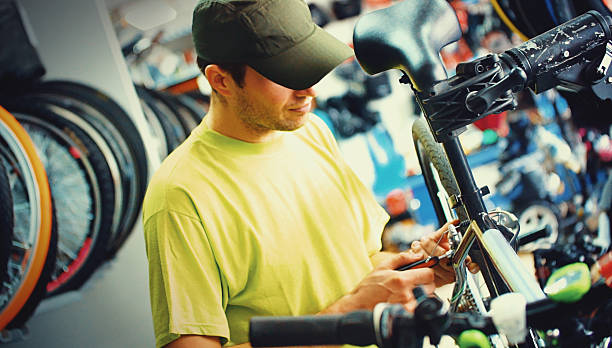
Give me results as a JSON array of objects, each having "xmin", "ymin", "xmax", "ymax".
[{"xmin": 0, "ymin": 0, "xmax": 610, "ymax": 346}]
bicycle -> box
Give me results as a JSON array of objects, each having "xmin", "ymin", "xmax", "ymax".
[{"xmin": 251, "ymin": 0, "xmax": 612, "ymax": 346}]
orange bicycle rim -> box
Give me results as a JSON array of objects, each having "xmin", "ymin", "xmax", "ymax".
[{"xmin": 0, "ymin": 105, "xmax": 52, "ymax": 329}]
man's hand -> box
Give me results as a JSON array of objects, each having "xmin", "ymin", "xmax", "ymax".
[
  {"xmin": 411, "ymin": 220, "xmax": 479, "ymax": 286},
  {"xmin": 322, "ymin": 251, "xmax": 436, "ymax": 314}
]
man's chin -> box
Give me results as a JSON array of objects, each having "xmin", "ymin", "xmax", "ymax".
[{"xmin": 279, "ymin": 113, "xmax": 310, "ymax": 131}]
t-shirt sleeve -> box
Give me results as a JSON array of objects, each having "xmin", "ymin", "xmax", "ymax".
[{"xmin": 144, "ymin": 209, "xmax": 230, "ymax": 348}]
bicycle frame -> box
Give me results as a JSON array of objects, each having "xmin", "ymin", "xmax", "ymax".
[
  {"xmin": 436, "ymin": 135, "xmax": 545, "ymax": 302},
  {"xmin": 350, "ymin": 0, "xmax": 610, "ymax": 306}
]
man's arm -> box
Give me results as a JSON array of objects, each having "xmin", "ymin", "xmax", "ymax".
[
  {"xmin": 166, "ymin": 251, "xmax": 434, "ymax": 347},
  {"xmin": 166, "ymin": 226, "xmax": 466, "ymax": 348},
  {"xmin": 166, "ymin": 336, "xmax": 252, "ymax": 348},
  {"xmin": 166, "ymin": 335, "xmax": 335, "ymax": 348}
]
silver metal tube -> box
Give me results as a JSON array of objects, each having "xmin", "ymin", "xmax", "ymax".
[{"xmin": 481, "ymin": 228, "xmax": 546, "ymax": 302}]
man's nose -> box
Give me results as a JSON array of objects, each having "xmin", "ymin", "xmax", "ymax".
[{"xmin": 295, "ymin": 86, "xmax": 317, "ymax": 98}]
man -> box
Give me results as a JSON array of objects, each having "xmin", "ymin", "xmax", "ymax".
[{"xmin": 143, "ymin": 0, "xmax": 463, "ymax": 347}]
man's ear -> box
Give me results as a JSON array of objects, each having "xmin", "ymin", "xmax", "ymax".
[{"xmin": 204, "ymin": 64, "xmax": 233, "ymax": 97}]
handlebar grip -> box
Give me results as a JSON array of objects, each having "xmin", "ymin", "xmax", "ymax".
[
  {"xmin": 249, "ymin": 310, "xmax": 376, "ymax": 347},
  {"xmin": 502, "ymin": 10, "xmax": 612, "ymax": 92}
]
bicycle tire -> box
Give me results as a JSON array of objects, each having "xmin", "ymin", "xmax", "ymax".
[
  {"xmin": 136, "ymin": 85, "xmax": 184, "ymax": 152},
  {"xmin": 176, "ymin": 93, "xmax": 208, "ymax": 122},
  {"xmin": 412, "ymin": 117, "xmax": 468, "ymax": 224},
  {"xmin": 10, "ymin": 98, "xmax": 116, "ymax": 296},
  {"xmin": 19, "ymin": 93, "xmax": 126, "ymax": 250},
  {"xmin": 13, "ymin": 106, "xmax": 113, "ymax": 296},
  {"xmin": 7, "ymin": 199, "xmax": 58, "ymax": 329},
  {"xmin": 0, "ymin": 106, "xmax": 53, "ymax": 329},
  {"xmin": 139, "ymin": 98, "xmax": 168, "ymax": 159},
  {"xmin": 412, "ymin": 119, "xmax": 509, "ymax": 301},
  {"xmin": 29, "ymin": 80, "xmax": 148, "ymax": 256},
  {"xmin": 0, "ymin": 157, "xmax": 13, "ymax": 285},
  {"xmin": 149, "ymin": 89, "xmax": 199, "ymax": 135},
  {"xmin": 174, "ymin": 95, "xmax": 205, "ymax": 128}
]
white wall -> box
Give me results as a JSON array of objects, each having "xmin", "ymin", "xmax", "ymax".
[{"xmin": 18, "ymin": 0, "xmax": 160, "ymax": 171}]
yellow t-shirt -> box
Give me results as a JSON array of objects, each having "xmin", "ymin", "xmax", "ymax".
[{"xmin": 143, "ymin": 115, "xmax": 389, "ymax": 348}]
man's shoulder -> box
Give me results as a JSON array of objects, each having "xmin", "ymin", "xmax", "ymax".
[{"xmin": 143, "ymin": 141, "xmax": 220, "ymax": 219}]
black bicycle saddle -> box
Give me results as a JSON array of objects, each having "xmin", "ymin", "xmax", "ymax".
[{"xmin": 353, "ymin": 0, "xmax": 462, "ymax": 92}]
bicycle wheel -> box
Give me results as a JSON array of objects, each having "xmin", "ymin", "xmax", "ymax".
[
  {"xmin": 17, "ymin": 93, "xmax": 125, "ymax": 251},
  {"xmin": 176, "ymin": 93, "xmax": 208, "ymax": 122},
  {"xmin": 29, "ymin": 80, "xmax": 148, "ymax": 256},
  {"xmin": 6, "ymin": 97, "xmax": 118, "ymax": 294},
  {"xmin": 0, "ymin": 158, "xmax": 13, "ymax": 285},
  {"xmin": 0, "ymin": 106, "xmax": 54, "ymax": 329},
  {"xmin": 516, "ymin": 200, "xmax": 560, "ymax": 252},
  {"xmin": 14, "ymin": 107, "xmax": 113, "ymax": 296},
  {"xmin": 139, "ymin": 98, "xmax": 168, "ymax": 160},
  {"xmin": 149, "ymin": 89, "xmax": 199, "ymax": 135}
]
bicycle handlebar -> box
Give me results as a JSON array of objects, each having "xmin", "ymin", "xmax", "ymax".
[
  {"xmin": 500, "ymin": 10, "xmax": 612, "ymax": 93},
  {"xmin": 415, "ymin": 9, "xmax": 612, "ymax": 142},
  {"xmin": 249, "ymin": 310, "xmax": 376, "ymax": 347},
  {"xmin": 354, "ymin": 1, "xmax": 612, "ymax": 143},
  {"xmin": 249, "ymin": 284, "xmax": 612, "ymax": 348}
]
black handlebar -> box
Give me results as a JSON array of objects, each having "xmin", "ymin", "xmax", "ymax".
[
  {"xmin": 408, "ymin": 9, "xmax": 612, "ymax": 143},
  {"xmin": 501, "ymin": 10, "xmax": 612, "ymax": 93},
  {"xmin": 249, "ymin": 310, "xmax": 376, "ymax": 347},
  {"xmin": 249, "ymin": 284, "xmax": 612, "ymax": 348},
  {"xmin": 354, "ymin": 0, "xmax": 612, "ymax": 143}
]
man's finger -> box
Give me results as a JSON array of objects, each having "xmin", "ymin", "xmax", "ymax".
[
  {"xmin": 379, "ymin": 251, "xmax": 425, "ymax": 270},
  {"xmin": 399, "ymin": 267, "xmax": 435, "ymax": 285}
]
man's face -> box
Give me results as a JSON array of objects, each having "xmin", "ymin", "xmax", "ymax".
[{"xmin": 230, "ymin": 66, "xmax": 316, "ymax": 132}]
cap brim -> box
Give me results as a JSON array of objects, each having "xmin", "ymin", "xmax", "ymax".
[{"xmin": 250, "ymin": 26, "xmax": 354, "ymax": 90}]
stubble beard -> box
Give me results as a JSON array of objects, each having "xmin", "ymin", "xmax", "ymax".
[{"xmin": 234, "ymin": 90, "xmax": 307, "ymax": 133}]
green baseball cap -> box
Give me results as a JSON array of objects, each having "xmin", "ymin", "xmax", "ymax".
[{"xmin": 192, "ymin": 0, "xmax": 354, "ymax": 90}]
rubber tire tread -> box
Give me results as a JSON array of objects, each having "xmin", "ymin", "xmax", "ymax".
[
  {"xmin": 172, "ymin": 94, "xmax": 204, "ymax": 130},
  {"xmin": 412, "ymin": 118, "xmax": 468, "ymax": 224},
  {"xmin": 0, "ymin": 158, "xmax": 13, "ymax": 285},
  {"xmin": 7, "ymin": 99, "xmax": 113, "ymax": 296}
]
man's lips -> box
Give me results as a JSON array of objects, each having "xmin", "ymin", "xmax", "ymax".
[{"xmin": 289, "ymin": 101, "xmax": 312, "ymax": 112}]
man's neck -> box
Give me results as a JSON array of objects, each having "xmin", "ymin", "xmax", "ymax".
[{"xmin": 204, "ymin": 100, "xmax": 280, "ymax": 143}]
